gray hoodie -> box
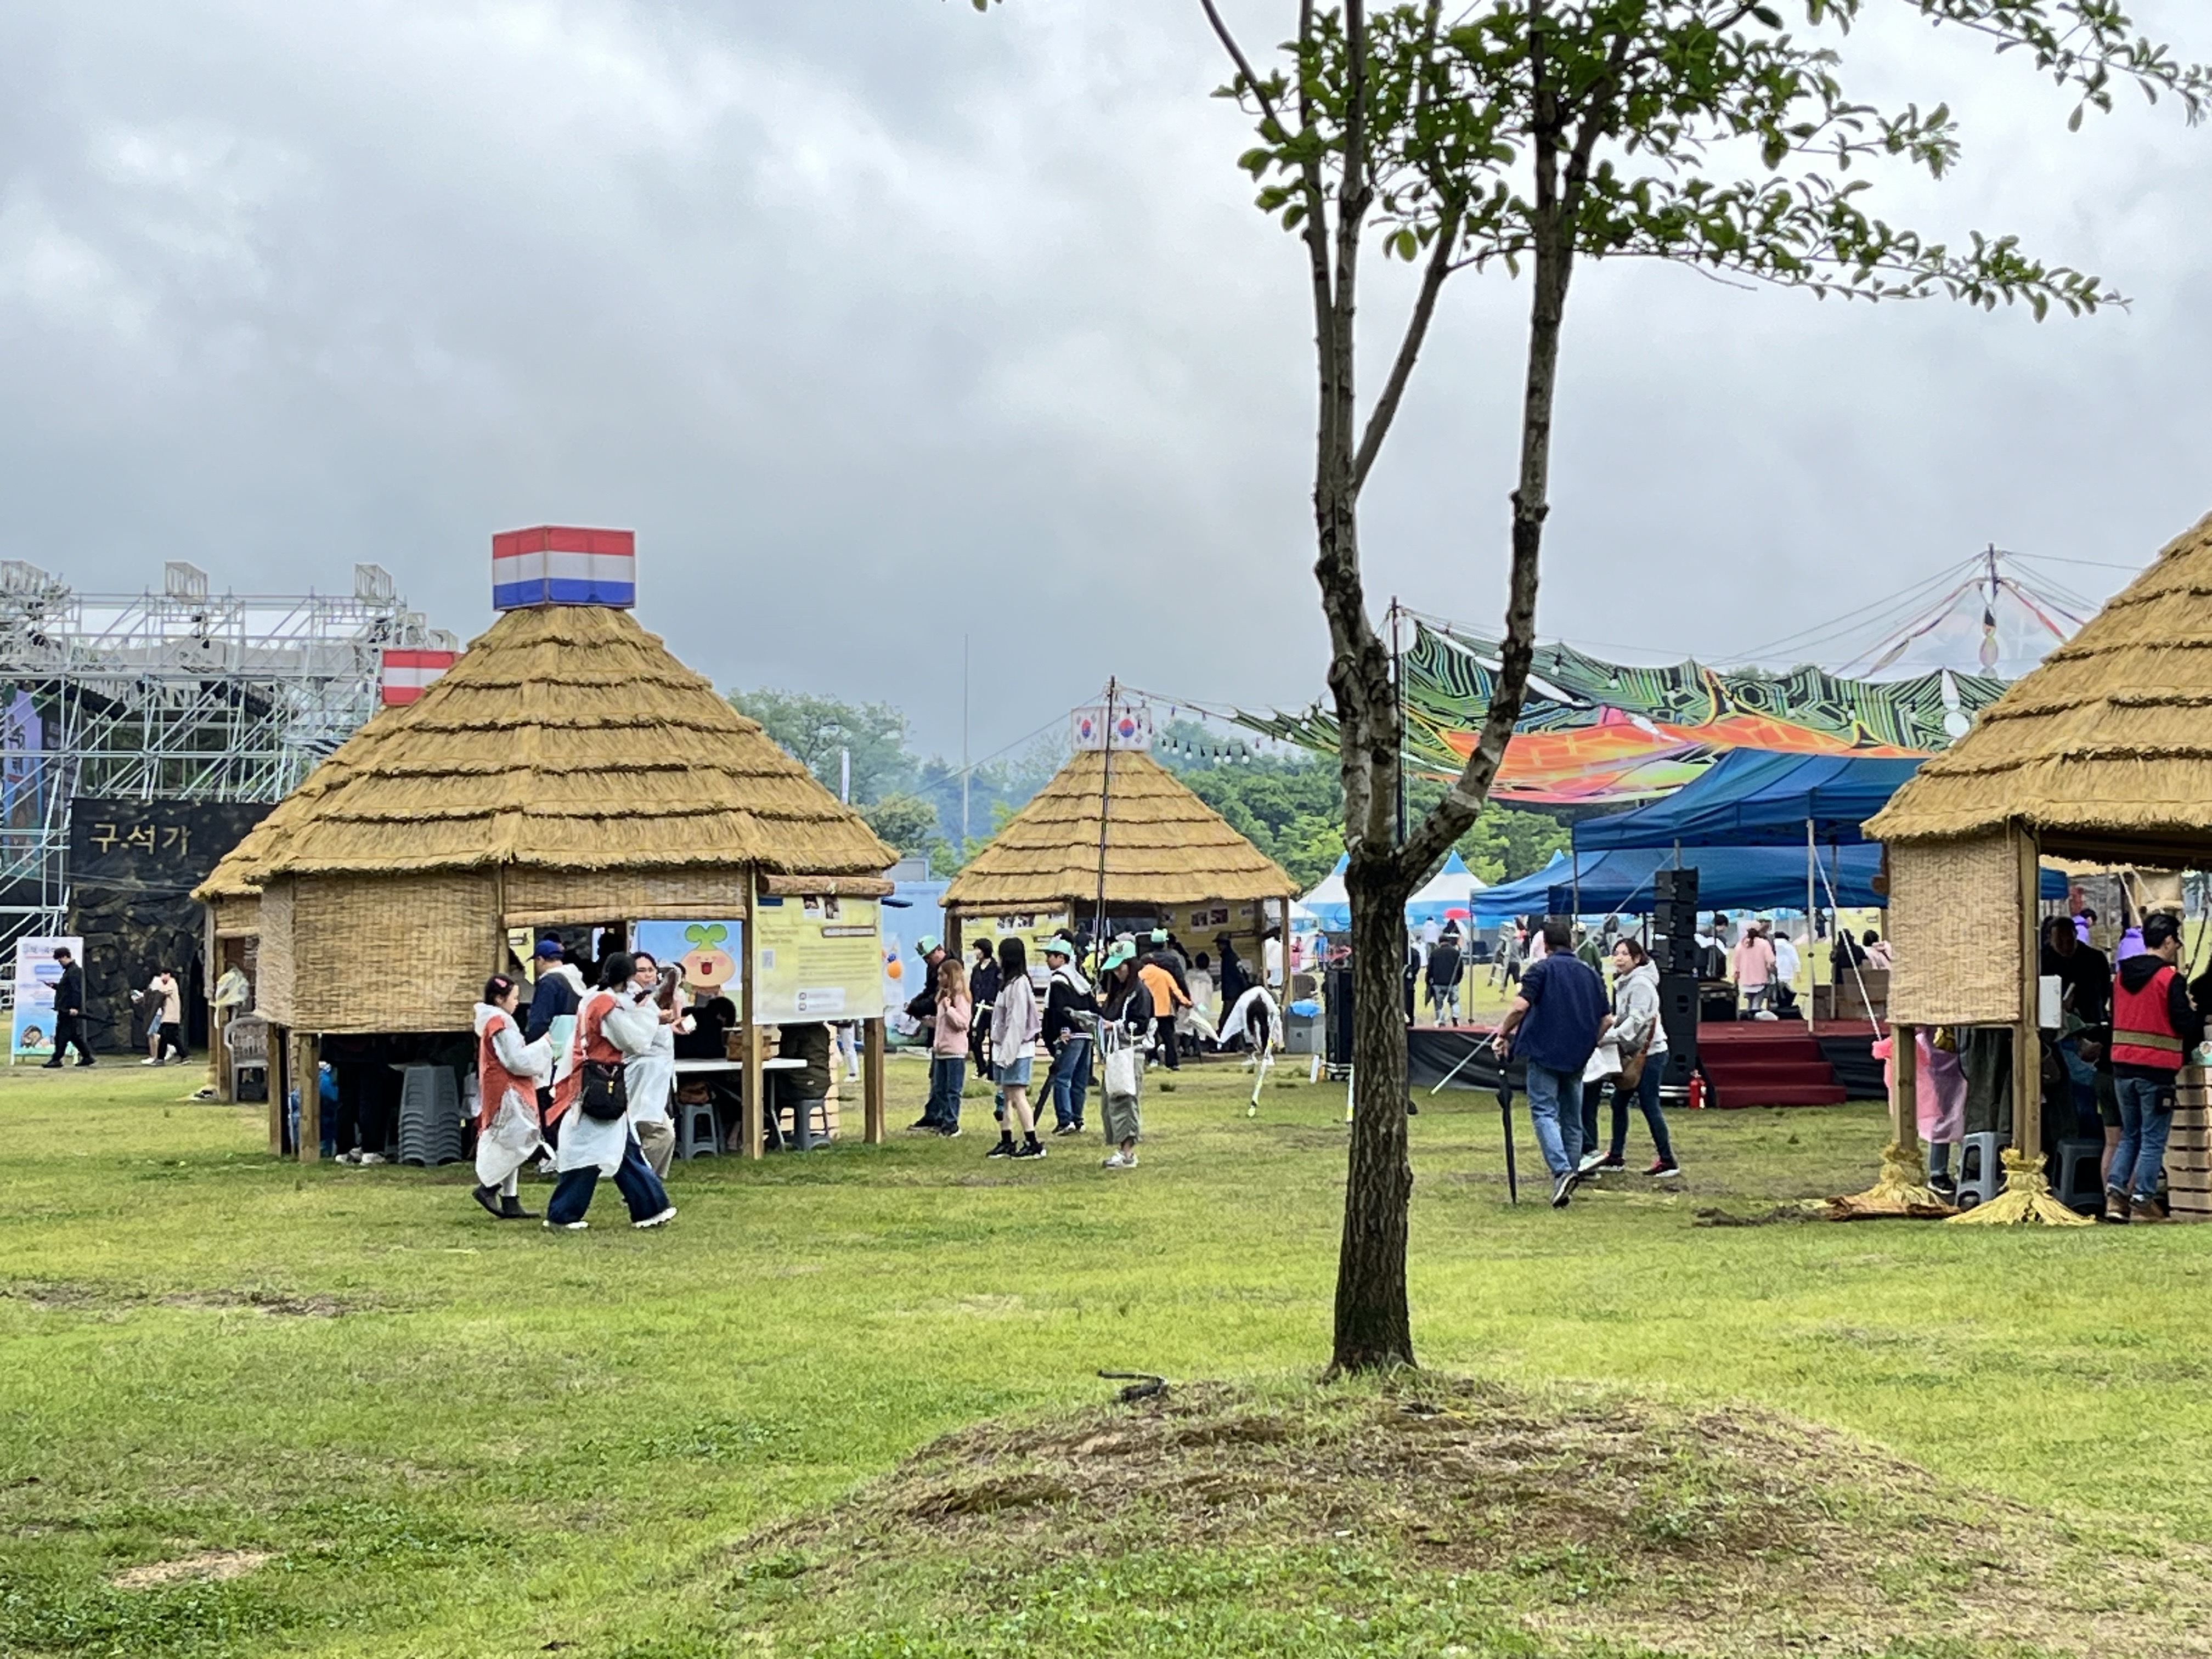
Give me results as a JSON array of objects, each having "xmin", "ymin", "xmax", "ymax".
[{"xmin": 1611, "ymin": 960, "xmax": 1667, "ymax": 1056}]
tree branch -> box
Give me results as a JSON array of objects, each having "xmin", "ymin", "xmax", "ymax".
[
  {"xmin": 1353, "ymin": 202, "xmax": 1462, "ymax": 492},
  {"xmin": 1195, "ymin": 0, "xmax": 1284, "ymax": 133}
]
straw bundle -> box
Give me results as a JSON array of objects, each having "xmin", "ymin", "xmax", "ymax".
[
  {"xmin": 944, "ymin": 750, "xmax": 1295, "ymax": 912},
  {"xmin": 1867, "ymin": 509, "xmax": 2212, "ymax": 863},
  {"xmin": 205, "ymin": 606, "xmax": 894, "ymax": 884}
]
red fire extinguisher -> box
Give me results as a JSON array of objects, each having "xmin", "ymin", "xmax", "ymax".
[{"xmin": 1688, "ymin": 1072, "xmax": 1706, "ymax": 1110}]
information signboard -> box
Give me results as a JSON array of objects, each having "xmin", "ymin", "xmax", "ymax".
[{"xmin": 751, "ymin": 895, "xmax": 884, "ymax": 1023}]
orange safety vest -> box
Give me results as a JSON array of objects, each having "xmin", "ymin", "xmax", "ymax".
[{"xmin": 2112, "ymin": 962, "xmax": 2185, "ymax": 1071}]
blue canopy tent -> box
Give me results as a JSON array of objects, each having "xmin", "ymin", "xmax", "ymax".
[
  {"xmin": 1471, "ymin": 844, "xmax": 2065, "ymax": 926},
  {"xmin": 1572, "ymin": 750, "xmax": 1925, "ymax": 851},
  {"xmin": 1471, "ymin": 845, "xmax": 1887, "ymax": 926}
]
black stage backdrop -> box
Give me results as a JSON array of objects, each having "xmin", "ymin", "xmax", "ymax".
[{"xmin": 66, "ymin": 800, "xmax": 275, "ymax": 1052}]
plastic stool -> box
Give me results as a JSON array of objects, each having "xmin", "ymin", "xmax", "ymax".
[
  {"xmin": 1956, "ymin": 1131, "xmax": 2004, "ymax": 1209},
  {"xmin": 678, "ymin": 1097, "xmax": 719, "ymax": 1161},
  {"xmin": 2054, "ymin": 1138, "xmax": 2104, "ymax": 1213}
]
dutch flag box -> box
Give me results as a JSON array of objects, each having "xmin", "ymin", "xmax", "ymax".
[{"xmin": 492, "ymin": 526, "xmax": 637, "ymax": 610}]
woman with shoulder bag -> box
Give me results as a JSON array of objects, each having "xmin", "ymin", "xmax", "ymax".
[
  {"xmin": 1579, "ymin": 937, "xmax": 1679, "ymax": 1180},
  {"xmin": 1097, "ymin": 943, "xmax": 1153, "ymax": 1170},
  {"xmin": 544, "ymin": 951, "xmax": 677, "ymax": 1231}
]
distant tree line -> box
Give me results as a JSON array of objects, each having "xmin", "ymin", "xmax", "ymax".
[{"xmin": 726, "ymin": 687, "xmax": 1063, "ymax": 876}]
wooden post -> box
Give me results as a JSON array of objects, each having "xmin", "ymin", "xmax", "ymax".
[
  {"xmin": 268, "ymin": 1024, "xmax": 287, "ymax": 1156},
  {"xmin": 1891, "ymin": 1019, "xmax": 1919, "ymax": 1159},
  {"xmin": 864, "ymin": 1018, "xmax": 887, "ymax": 1144},
  {"xmin": 741, "ymin": 866, "xmax": 764, "ymax": 1161},
  {"xmin": 296, "ymin": 1032, "xmax": 321, "ymax": 1163},
  {"xmin": 2015, "ymin": 824, "xmax": 2042, "ymax": 1164}
]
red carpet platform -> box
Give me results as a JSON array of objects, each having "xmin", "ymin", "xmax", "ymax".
[{"xmin": 1697, "ymin": 1022, "xmax": 1848, "ymax": 1108}]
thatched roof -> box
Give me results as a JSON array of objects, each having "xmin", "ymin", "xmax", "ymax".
[
  {"xmin": 1867, "ymin": 509, "xmax": 2212, "ymax": 862},
  {"xmin": 195, "ymin": 605, "xmax": 893, "ymax": 890},
  {"xmin": 944, "ymin": 749, "xmax": 1294, "ymax": 912},
  {"xmin": 196, "ymin": 707, "xmax": 405, "ymax": 901}
]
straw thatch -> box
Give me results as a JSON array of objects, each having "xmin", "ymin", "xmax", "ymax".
[
  {"xmin": 944, "ymin": 749, "xmax": 1295, "ymax": 913},
  {"xmin": 195, "ymin": 705, "xmax": 408, "ymax": 908},
  {"xmin": 1867, "ymin": 509, "xmax": 2212, "ymax": 863},
  {"xmin": 1885, "ymin": 830, "xmax": 2024, "ymax": 1026},
  {"xmin": 200, "ymin": 605, "xmax": 895, "ymax": 887}
]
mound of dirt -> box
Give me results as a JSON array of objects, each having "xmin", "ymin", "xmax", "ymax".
[{"xmin": 733, "ymin": 1376, "xmax": 2212, "ymax": 1656}]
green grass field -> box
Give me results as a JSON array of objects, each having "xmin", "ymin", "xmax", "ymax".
[{"xmin": 4, "ymin": 1057, "xmax": 2210, "ymax": 1656}]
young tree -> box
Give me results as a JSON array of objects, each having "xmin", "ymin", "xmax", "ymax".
[{"xmin": 1173, "ymin": 1, "xmax": 2206, "ymax": 1374}]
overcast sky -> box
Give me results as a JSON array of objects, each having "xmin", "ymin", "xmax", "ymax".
[{"xmin": 5, "ymin": 2, "xmax": 2210, "ymax": 763}]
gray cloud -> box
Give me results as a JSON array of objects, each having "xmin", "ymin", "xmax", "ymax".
[{"xmin": 3, "ymin": 2, "xmax": 2208, "ymax": 761}]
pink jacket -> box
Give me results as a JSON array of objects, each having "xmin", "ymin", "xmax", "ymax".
[
  {"xmin": 1730, "ymin": 935, "xmax": 1775, "ymax": 989},
  {"xmin": 932, "ymin": 989, "xmax": 972, "ymax": 1059}
]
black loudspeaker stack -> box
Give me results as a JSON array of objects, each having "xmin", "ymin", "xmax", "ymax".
[{"xmin": 1651, "ymin": 867, "xmax": 1700, "ymax": 1087}]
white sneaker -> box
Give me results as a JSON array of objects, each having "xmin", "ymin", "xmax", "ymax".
[
  {"xmin": 544, "ymin": 1219, "xmax": 588, "ymax": 1231},
  {"xmin": 634, "ymin": 1206, "xmax": 676, "ymax": 1229},
  {"xmin": 335, "ymin": 1150, "xmax": 362, "ymax": 1165},
  {"xmin": 140, "ymin": 1057, "xmax": 159, "ymax": 1066},
  {"xmin": 1576, "ymin": 1149, "xmax": 1607, "ymax": 1176},
  {"xmin": 1103, "ymin": 1149, "xmax": 1137, "ymax": 1169},
  {"xmin": 358, "ymin": 1152, "xmax": 387, "ymax": 1166}
]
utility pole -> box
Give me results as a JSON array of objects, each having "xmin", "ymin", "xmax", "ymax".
[{"xmin": 961, "ymin": 633, "xmax": 970, "ymax": 848}]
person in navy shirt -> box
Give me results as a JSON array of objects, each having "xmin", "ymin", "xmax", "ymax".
[{"xmin": 1491, "ymin": 917, "xmax": 1609, "ymax": 1207}]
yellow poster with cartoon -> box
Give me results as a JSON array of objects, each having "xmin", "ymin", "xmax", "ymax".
[{"xmin": 751, "ymin": 894, "xmax": 884, "ymax": 1022}]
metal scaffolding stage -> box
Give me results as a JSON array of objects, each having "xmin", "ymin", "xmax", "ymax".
[{"xmin": 0, "ymin": 558, "xmax": 458, "ymax": 964}]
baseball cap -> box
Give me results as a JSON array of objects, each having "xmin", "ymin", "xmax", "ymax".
[
  {"xmin": 1103, "ymin": 943, "xmax": 1134, "ymax": 970},
  {"xmin": 533, "ymin": 938, "xmax": 565, "ymax": 961},
  {"xmin": 1041, "ymin": 937, "xmax": 1073, "ymax": 959},
  {"xmin": 915, "ymin": 933, "xmax": 942, "ymax": 956},
  {"xmin": 1149, "ymin": 928, "xmax": 1169, "ymax": 944}
]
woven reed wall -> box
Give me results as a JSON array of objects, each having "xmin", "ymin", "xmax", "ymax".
[
  {"xmin": 286, "ymin": 873, "xmax": 500, "ymax": 1033},
  {"xmin": 256, "ymin": 881, "xmax": 297, "ymax": 1026},
  {"xmin": 504, "ymin": 866, "xmax": 754, "ymax": 925},
  {"xmin": 211, "ymin": 894, "xmax": 259, "ymax": 939},
  {"xmin": 1887, "ymin": 830, "xmax": 2024, "ymax": 1026}
]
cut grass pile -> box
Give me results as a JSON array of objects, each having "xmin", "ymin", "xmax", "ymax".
[{"xmin": 4, "ymin": 1058, "xmax": 2212, "ymax": 1656}]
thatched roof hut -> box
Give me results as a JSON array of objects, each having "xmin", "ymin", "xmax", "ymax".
[
  {"xmin": 1866, "ymin": 509, "xmax": 2212, "ymax": 865},
  {"xmin": 1849, "ymin": 510, "xmax": 2212, "ymax": 1224},
  {"xmin": 943, "ymin": 749, "xmax": 1296, "ymax": 944},
  {"xmin": 195, "ymin": 601, "xmax": 894, "ymax": 1036}
]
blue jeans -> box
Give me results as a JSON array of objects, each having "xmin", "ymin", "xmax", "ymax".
[
  {"xmin": 546, "ymin": 1133, "xmax": 670, "ymax": 1226},
  {"xmin": 1609, "ymin": 1062, "xmax": 1674, "ymax": 1165},
  {"xmin": 924, "ymin": 1056, "xmax": 966, "ymax": 1128},
  {"xmin": 2111, "ymin": 1075, "xmax": 2176, "ymax": 1203},
  {"xmin": 1047, "ymin": 1037, "xmax": 1091, "ymax": 1130},
  {"xmin": 1523, "ymin": 1062, "xmax": 1585, "ymax": 1178}
]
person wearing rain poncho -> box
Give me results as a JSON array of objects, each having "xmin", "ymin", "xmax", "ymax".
[
  {"xmin": 471, "ymin": 974, "xmax": 556, "ymax": 1221},
  {"xmin": 544, "ymin": 952, "xmax": 677, "ymax": 1232}
]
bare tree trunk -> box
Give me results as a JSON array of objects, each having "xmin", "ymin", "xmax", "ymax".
[{"xmin": 1331, "ymin": 854, "xmax": 1416, "ymax": 1371}]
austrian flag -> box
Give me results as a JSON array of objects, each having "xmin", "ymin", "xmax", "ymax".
[
  {"xmin": 492, "ymin": 526, "xmax": 637, "ymax": 610},
  {"xmin": 380, "ymin": 649, "xmax": 459, "ymax": 706}
]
